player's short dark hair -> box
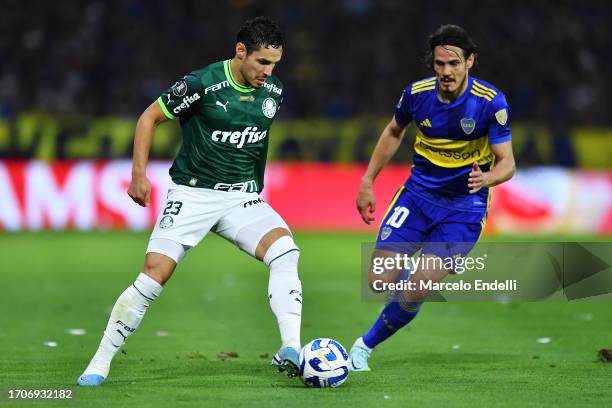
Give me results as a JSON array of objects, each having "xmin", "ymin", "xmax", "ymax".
[
  {"xmin": 425, "ymin": 24, "xmax": 478, "ymax": 67},
  {"xmin": 236, "ymin": 16, "xmax": 284, "ymax": 54}
]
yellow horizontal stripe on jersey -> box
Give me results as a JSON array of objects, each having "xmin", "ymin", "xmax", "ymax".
[
  {"xmin": 412, "ymin": 80, "xmax": 436, "ymax": 90},
  {"xmin": 412, "ymin": 78, "xmax": 436, "ymax": 89},
  {"xmin": 413, "ymin": 128, "xmax": 494, "ymax": 168},
  {"xmin": 470, "ymin": 89, "xmax": 493, "ymax": 101},
  {"xmin": 472, "ymin": 85, "xmax": 496, "ymax": 98},
  {"xmin": 472, "ymin": 81, "xmax": 497, "ymax": 97},
  {"xmin": 473, "ymin": 80, "xmax": 497, "ymax": 93},
  {"xmin": 412, "ymin": 77, "xmax": 436, "ymax": 86},
  {"xmin": 411, "ymin": 86, "xmax": 435, "ymax": 94}
]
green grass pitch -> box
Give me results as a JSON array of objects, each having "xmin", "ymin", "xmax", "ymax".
[{"xmin": 1, "ymin": 231, "xmax": 611, "ymax": 407}]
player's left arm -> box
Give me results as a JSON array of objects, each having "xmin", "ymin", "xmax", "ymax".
[
  {"xmin": 469, "ymin": 92, "xmax": 515, "ymax": 194},
  {"xmin": 256, "ymin": 90, "xmax": 283, "ymax": 193},
  {"xmin": 468, "ymin": 141, "xmax": 515, "ymax": 194}
]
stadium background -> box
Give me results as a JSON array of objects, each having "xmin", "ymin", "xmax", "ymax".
[
  {"xmin": 1, "ymin": 1, "xmax": 611, "ymax": 406},
  {"xmin": 0, "ymin": 0, "xmax": 610, "ymax": 234}
]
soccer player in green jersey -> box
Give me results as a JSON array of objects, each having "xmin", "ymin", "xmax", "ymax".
[{"xmin": 78, "ymin": 17, "xmax": 302, "ymax": 386}]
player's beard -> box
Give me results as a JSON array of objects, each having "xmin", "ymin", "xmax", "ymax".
[{"xmin": 439, "ymin": 72, "xmax": 468, "ymax": 101}]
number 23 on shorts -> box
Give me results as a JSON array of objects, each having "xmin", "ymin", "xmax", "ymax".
[{"xmin": 163, "ymin": 201, "xmax": 183, "ymax": 216}]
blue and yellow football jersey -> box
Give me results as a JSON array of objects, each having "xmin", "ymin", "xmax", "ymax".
[{"xmin": 394, "ymin": 75, "xmax": 511, "ymax": 210}]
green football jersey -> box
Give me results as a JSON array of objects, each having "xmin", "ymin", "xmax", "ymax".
[{"xmin": 157, "ymin": 60, "xmax": 284, "ymax": 193}]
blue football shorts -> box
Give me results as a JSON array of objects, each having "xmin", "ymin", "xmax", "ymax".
[{"xmin": 375, "ymin": 185, "xmax": 487, "ymax": 260}]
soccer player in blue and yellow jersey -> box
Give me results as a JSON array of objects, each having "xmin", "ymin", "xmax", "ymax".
[{"xmin": 349, "ymin": 25, "xmax": 516, "ymax": 371}]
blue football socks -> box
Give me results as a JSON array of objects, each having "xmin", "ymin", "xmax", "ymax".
[{"xmin": 362, "ymin": 296, "xmax": 421, "ymax": 349}]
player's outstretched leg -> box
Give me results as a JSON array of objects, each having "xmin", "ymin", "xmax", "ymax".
[
  {"xmin": 264, "ymin": 235, "xmax": 302, "ymax": 377},
  {"xmin": 350, "ymin": 293, "xmax": 421, "ymax": 372},
  {"xmin": 78, "ymin": 250, "xmax": 177, "ymax": 386},
  {"xmin": 77, "ymin": 272, "xmax": 163, "ymax": 386}
]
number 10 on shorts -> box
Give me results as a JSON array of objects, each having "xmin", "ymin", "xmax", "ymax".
[{"xmin": 385, "ymin": 206, "xmax": 409, "ymax": 228}]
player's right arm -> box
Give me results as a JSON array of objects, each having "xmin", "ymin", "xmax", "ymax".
[
  {"xmin": 357, "ymin": 88, "xmax": 412, "ymax": 224},
  {"xmin": 357, "ymin": 116, "xmax": 407, "ymax": 224},
  {"xmin": 128, "ymin": 101, "xmax": 169, "ymax": 207},
  {"xmin": 128, "ymin": 72, "xmax": 205, "ymax": 206}
]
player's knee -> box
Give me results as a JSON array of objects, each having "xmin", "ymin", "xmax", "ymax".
[
  {"xmin": 255, "ymin": 227, "xmax": 292, "ymax": 260},
  {"xmin": 264, "ymin": 235, "xmax": 300, "ymax": 270},
  {"xmin": 143, "ymin": 244, "xmax": 181, "ymax": 285}
]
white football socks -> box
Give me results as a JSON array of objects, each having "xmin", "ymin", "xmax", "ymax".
[
  {"xmin": 83, "ymin": 273, "xmax": 162, "ymax": 377},
  {"xmin": 265, "ymin": 238, "xmax": 302, "ymax": 352}
]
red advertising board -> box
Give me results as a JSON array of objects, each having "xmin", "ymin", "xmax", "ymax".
[{"xmin": 0, "ymin": 161, "xmax": 610, "ymax": 235}]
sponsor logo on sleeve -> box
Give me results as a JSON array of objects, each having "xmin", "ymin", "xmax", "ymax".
[{"xmin": 172, "ymin": 93, "xmax": 200, "ymax": 115}]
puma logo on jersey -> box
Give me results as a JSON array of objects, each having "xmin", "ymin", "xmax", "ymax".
[
  {"xmin": 216, "ymin": 100, "xmax": 229, "ymax": 112},
  {"xmin": 211, "ymin": 126, "xmax": 267, "ymax": 149}
]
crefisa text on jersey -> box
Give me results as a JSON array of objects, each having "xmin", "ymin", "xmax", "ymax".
[
  {"xmin": 211, "ymin": 126, "xmax": 267, "ymax": 149},
  {"xmin": 262, "ymin": 82, "xmax": 282, "ymax": 95},
  {"xmin": 173, "ymin": 93, "xmax": 201, "ymax": 115}
]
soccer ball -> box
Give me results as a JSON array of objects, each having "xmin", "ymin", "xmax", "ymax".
[{"xmin": 299, "ymin": 338, "xmax": 350, "ymax": 388}]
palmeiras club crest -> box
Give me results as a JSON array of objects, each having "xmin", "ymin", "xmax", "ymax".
[
  {"xmin": 159, "ymin": 215, "xmax": 174, "ymax": 229},
  {"xmin": 262, "ymin": 98, "xmax": 277, "ymax": 118}
]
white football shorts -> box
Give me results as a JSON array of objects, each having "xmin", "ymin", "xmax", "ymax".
[{"xmin": 147, "ymin": 181, "xmax": 290, "ymax": 262}]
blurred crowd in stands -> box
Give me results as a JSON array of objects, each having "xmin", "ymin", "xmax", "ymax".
[
  {"xmin": 1, "ymin": 0, "xmax": 608, "ymax": 124},
  {"xmin": 0, "ymin": 1, "xmax": 609, "ymax": 167}
]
